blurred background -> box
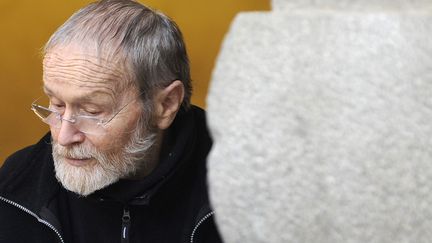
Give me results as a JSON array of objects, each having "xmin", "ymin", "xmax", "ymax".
[{"xmin": 0, "ymin": 0, "xmax": 270, "ymax": 164}]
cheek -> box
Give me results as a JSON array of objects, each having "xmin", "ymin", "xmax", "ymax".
[
  {"xmin": 89, "ymin": 133, "xmax": 129, "ymax": 152},
  {"xmin": 91, "ymin": 117, "xmax": 141, "ymax": 151},
  {"xmin": 102, "ymin": 107, "xmax": 143, "ymax": 144},
  {"xmin": 50, "ymin": 127, "xmax": 59, "ymax": 141},
  {"xmin": 50, "ymin": 127, "xmax": 69, "ymax": 145}
]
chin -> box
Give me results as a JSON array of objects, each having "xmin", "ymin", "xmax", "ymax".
[{"xmin": 53, "ymin": 156, "xmax": 123, "ymax": 196}]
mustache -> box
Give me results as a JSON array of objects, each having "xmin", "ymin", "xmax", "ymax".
[{"xmin": 53, "ymin": 143, "xmax": 96, "ymax": 160}]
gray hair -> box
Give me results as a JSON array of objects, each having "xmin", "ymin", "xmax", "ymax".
[{"xmin": 44, "ymin": 0, "xmax": 192, "ymax": 113}]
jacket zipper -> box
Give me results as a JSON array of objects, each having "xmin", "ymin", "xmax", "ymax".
[
  {"xmin": 190, "ymin": 211, "xmax": 215, "ymax": 243},
  {"xmin": 121, "ymin": 206, "xmax": 131, "ymax": 243},
  {"xmin": 0, "ymin": 195, "xmax": 65, "ymax": 243}
]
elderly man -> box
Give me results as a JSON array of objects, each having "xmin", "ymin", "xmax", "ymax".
[{"xmin": 0, "ymin": 1, "xmax": 222, "ymax": 242}]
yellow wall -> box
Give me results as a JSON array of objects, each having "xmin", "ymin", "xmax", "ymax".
[{"xmin": 0, "ymin": 0, "xmax": 270, "ymax": 164}]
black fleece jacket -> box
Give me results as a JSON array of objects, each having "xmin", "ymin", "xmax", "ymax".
[{"xmin": 0, "ymin": 106, "xmax": 223, "ymax": 243}]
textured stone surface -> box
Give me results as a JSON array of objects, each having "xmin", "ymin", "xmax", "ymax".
[
  {"xmin": 272, "ymin": 0, "xmax": 432, "ymax": 11},
  {"xmin": 207, "ymin": 8, "xmax": 432, "ymax": 243}
]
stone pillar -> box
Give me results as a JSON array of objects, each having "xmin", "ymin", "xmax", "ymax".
[
  {"xmin": 272, "ymin": 0, "xmax": 432, "ymax": 11},
  {"xmin": 207, "ymin": 0, "xmax": 432, "ymax": 242}
]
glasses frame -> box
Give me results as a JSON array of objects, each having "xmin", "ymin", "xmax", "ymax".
[{"xmin": 31, "ymin": 91, "xmax": 144, "ymax": 135}]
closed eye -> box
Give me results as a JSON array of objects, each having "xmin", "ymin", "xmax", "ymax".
[
  {"xmin": 50, "ymin": 103, "xmax": 65, "ymax": 111},
  {"xmin": 84, "ymin": 110, "xmax": 102, "ymax": 116},
  {"xmin": 77, "ymin": 107, "xmax": 106, "ymax": 117}
]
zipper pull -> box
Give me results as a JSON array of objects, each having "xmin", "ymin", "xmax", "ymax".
[{"xmin": 121, "ymin": 207, "xmax": 131, "ymax": 243}]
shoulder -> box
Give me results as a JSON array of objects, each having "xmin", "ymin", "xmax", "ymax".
[
  {"xmin": 2, "ymin": 145, "xmax": 36, "ymax": 170},
  {"xmin": 1, "ymin": 133, "xmax": 51, "ymax": 171},
  {"xmin": 0, "ymin": 133, "xmax": 52, "ymax": 191},
  {"xmin": 0, "ymin": 145, "xmax": 37, "ymax": 183}
]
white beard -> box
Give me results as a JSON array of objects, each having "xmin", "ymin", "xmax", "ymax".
[{"xmin": 52, "ymin": 125, "xmax": 156, "ymax": 196}]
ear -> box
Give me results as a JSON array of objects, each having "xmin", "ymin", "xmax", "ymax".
[{"xmin": 154, "ymin": 80, "xmax": 185, "ymax": 130}]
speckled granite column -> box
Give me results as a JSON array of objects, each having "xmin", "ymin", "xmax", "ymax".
[{"xmin": 206, "ymin": 0, "xmax": 432, "ymax": 242}]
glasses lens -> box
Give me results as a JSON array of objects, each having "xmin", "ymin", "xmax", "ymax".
[
  {"xmin": 73, "ymin": 116, "xmax": 104, "ymax": 135},
  {"xmin": 32, "ymin": 104, "xmax": 60, "ymax": 127}
]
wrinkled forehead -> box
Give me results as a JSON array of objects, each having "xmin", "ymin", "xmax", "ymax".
[{"xmin": 42, "ymin": 44, "xmax": 133, "ymax": 98}]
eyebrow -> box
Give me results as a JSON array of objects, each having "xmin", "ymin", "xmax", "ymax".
[{"xmin": 43, "ymin": 85, "xmax": 115, "ymax": 104}]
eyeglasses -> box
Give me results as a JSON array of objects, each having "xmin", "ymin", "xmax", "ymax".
[{"xmin": 31, "ymin": 93, "xmax": 143, "ymax": 135}]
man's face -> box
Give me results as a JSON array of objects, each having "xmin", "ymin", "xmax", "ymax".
[{"xmin": 43, "ymin": 44, "xmax": 155, "ymax": 196}]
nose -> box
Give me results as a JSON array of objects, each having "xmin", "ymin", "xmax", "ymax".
[{"xmin": 55, "ymin": 114, "xmax": 85, "ymax": 146}]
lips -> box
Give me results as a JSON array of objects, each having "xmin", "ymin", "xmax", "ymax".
[{"xmin": 64, "ymin": 157, "xmax": 93, "ymax": 167}]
